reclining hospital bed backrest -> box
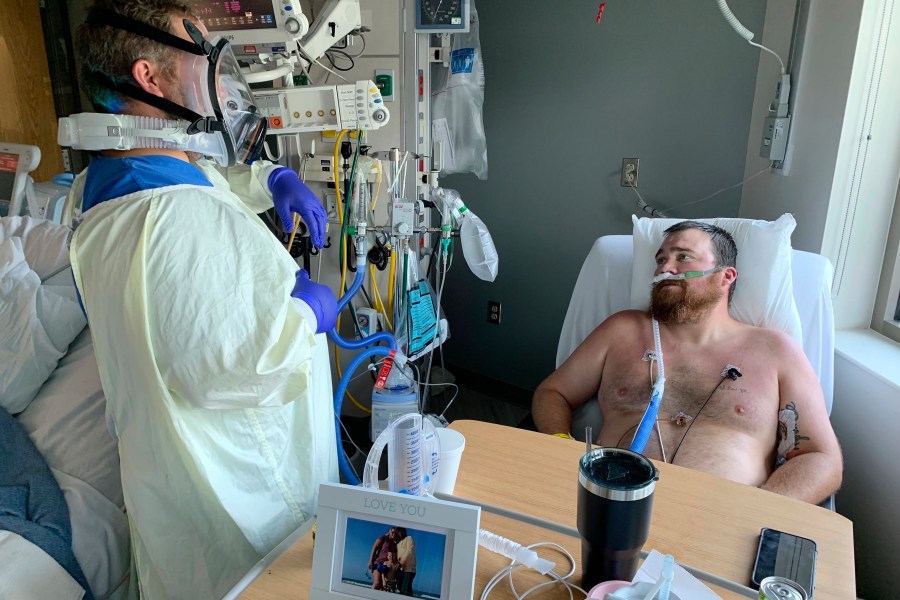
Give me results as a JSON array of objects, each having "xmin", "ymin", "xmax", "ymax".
[{"xmin": 556, "ymin": 234, "xmax": 835, "ymax": 439}]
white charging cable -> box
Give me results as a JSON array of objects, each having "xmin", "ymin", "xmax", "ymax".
[{"xmin": 480, "ymin": 538, "xmax": 588, "ymax": 600}]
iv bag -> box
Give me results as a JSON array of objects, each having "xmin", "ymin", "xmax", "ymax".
[{"xmin": 431, "ymin": 1, "xmax": 488, "ymax": 180}]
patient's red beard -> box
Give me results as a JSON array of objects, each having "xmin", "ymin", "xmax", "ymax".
[{"xmin": 650, "ymin": 279, "xmax": 723, "ymax": 324}]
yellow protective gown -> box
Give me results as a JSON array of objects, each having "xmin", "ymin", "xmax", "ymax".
[{"xmin": 68, "ymin": 159, "xmax": 338, "ymax": 599}]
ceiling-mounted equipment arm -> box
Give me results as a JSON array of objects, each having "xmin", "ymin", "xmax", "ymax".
[{"xmin": 297, "ymin": 0, "xmax": 362, "ymax": 64}]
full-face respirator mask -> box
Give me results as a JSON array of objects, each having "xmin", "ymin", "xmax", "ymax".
[{"xmin": 58, "ymin": 10, "xmax": 267, "ymax": 167}]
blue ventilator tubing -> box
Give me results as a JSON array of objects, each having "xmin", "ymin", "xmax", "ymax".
[
  {"xmin": 329, "ymin": 268, "xmax": 401, "ymax": 485},
  {"xmin": 329, "ymin": 269, "xmax": 397, "ymax": 350},
  {"xmin": 334, "ymin": 346, "xmax": 394, "ymax": 485},
  {"xmin": 337, "ymin": 268, "xmax": 364, "ymax": 312},
  {"xmin": 629, "ymin": 379, "xmax": 666, "ymax": 454}
]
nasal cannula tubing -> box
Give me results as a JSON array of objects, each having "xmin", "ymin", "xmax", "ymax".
[{"xmin": 652, "ymin": 266, "xmax": 722, "ymax": 283}]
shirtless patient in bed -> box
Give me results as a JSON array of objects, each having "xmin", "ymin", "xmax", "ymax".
[{"xmin": 532, "ymin": 221, "xmax": 842, "ymax": 504}]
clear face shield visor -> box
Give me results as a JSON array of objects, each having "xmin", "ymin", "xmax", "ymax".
[{"xmin": 179, "ymin": 21, "xmax": 268, "ymax": 166}]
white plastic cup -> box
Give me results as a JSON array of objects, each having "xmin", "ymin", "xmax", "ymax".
[{"xmin": 434, "ymin": 428, "xmax": 466, "ymax": 494}]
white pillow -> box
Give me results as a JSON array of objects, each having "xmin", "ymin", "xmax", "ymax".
[
  {"xmin": 0, "ymin": 237, "xmax": 86, "ymax": 414},
  {"xmin": 630, "ymin": 214, "xmax": 802, "ymax": 343},
  {"xmin": 0, "ymin": 216, "xmax": 71, "ymax": 281}
]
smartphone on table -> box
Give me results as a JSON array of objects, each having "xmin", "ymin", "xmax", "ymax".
[{"xmin": 751, "ymin": 527, "xmax": 817, "ymax": 598}]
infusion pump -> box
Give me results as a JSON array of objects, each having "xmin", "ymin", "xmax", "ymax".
[{"xmin": 256, "ymin": 80, "xmax": 390, "ymax": 133}]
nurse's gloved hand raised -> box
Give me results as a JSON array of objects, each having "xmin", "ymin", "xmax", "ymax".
[
  {"xmin": 291, "ymin": 269, "xmax": 338, "ymax": 334},
  {"xmin": 269, "ymin": 167, "xmax": 327, "ymax": 248}
]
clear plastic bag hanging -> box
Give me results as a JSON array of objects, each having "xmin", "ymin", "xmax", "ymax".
[{"xmin": 431, "ymin": 1, "xmax": 488, "ymax": 180}]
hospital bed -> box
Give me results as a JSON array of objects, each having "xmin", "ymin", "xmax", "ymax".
[
  {"xmin": 1, "ymin": 216, "xmax": 130, "ymax": 599},
  {"xmin": 556, "ymin": 229, "xmax": 836, "ymax": 508}
]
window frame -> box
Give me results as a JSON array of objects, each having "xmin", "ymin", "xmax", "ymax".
[{"xmin": 872, "ymin": 179, "xmax": 900, "ymax": 344}]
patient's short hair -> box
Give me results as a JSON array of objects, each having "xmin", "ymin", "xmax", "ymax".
[
  {"xmin": 663, "ymin": 220, "xmax": 737, "ymax": 302},
  {"xmin": 78, "ymin": 0, "xmax": 195, "ymax": 113}
]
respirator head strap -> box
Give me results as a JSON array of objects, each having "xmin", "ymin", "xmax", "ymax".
[
  {"xmin": 90, "ymin": 72, "xmax": 209, "ymax": 133},
  {"xmin": 182, "ymin": 19, "xmax": 222, "ymax": 62},
  {"xmin": 186, "ymin": 117, "xmax": 227, "ymax": 135}
]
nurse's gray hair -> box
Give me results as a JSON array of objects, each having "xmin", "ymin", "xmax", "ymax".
[
  {"xmin": 663, "ymin": 220, "xmax": 738, "ymax": 303},
  {"xmin": 78, "ymin": 0, "xmax": 196, "ymax": 114}
]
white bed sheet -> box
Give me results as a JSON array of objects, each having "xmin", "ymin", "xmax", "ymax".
[
  {"xmin": 15, "ymin": 327, "xmax": 130, "ymax": 600},
  {"xmin": 54, "ymin": 469, "xmax": 131, "ymax": 600},
  {"xmin": 17, "ymin": 328, "xmax": 123, "ymax": 507}
]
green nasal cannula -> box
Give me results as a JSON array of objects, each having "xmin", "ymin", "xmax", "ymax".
[{"xmin": 652, "ymin": 267, "xmax": 721, "ymax": 283}]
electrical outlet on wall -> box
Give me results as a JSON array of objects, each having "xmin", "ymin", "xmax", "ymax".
[
  {"xmin": 621, "ymin": 158, "xmax": 640, "ymax": 187},
  {"xmin": 487, "ymin": 301, "xmax": 501, "ymax": 325}
]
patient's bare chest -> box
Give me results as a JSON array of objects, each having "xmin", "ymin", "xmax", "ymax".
[{"xmin": 598, "ymin": 344, "xmax": 779, "ymax": 435}]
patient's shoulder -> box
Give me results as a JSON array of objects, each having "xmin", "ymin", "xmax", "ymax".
[
  {"xmin": 570, "ymin": 310, "xmax": 647, "ymax": 358},
  {"xmin": 739, "ymin": 320, "xmax": 803, "ymax": 355},
  {"xmin": 599, "ymin": 309, "xmax": 649, "ymax": 332}
]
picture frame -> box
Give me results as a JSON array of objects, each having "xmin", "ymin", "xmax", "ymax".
[{"xmin": 311, "ymin": 482, "xmax": 481, "ymax": 599}]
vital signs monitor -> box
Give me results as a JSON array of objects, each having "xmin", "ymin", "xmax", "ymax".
[
  {"xmin": 0, "ymin": 143, "xmax": 40, "ymax": 218},
  {"xmin": 190, "ymin": 0, "xmax": 308, "ymax": 56}
]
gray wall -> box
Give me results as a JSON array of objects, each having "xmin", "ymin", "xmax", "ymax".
[{"xmin": 438, "ymin": 0, "xmax": 766, "ymax": 390}]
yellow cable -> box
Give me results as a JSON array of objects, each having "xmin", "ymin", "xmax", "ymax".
[
  {"xmin": 387, "ymin": 250, "xmax": 396, "ymax": 316},
  {"xmin": 368, "ymin": 264, "xmax": 382, "ymax": 314},
  {"xmin": 374, "ymin": 265, "xmax": 392, "ymax": 329},
  {"xmin": 369, "ymin": 263, "xmax": 393, "ymax": 330},
  {"xmin": 285, "ymin": 213, "xmax": 301, "ymax": 252},
  {"xmin": 332, "ymin": 129, "xmax": 349, "ymax": 226},
  {"xmin": 371, "ymin": 161, "xmax": 383, "ymax": 213},
  {"xmin": 333, "ymin": 129, "xmax": 349, "ymax": 392}
]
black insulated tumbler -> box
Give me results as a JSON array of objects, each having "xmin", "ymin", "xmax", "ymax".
[{"xmin": 577, "ymin": 447, "xmax": 658, "ymax": 590}]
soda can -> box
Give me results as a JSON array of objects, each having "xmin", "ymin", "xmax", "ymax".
[{"xmin": 758, "ymin": 576, "xmax": 809, "ymax": 600}]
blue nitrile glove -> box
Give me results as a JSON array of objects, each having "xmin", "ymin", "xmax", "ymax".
[
  {"xmin": 291, "ymin": 269, "xmax": 338, "ymax": 333},
  {"xmin": 269, "ymin": 167, "xmax": 327, "ymax": 248}
]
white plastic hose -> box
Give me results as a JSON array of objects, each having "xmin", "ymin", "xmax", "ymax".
[
  {"xmin": 716, "ymin": 0, "xmax": 754, "ymax": 41},
  {"xmin": 715, "ymin": 0, "xmax": 786, "ymax": 73},
  {"xmin": 243, "ymin": 63, "xmax": 295, "ymax": 84},
  {"xmin": 652, "ymin": 318, "xmax": 665, "ymax": 381},
  {"xmin": 477, "ymin": 529, "xmax": 555, "ymax": 575}
]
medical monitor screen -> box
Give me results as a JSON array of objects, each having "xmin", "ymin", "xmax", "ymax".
[
  {"xmin": 338, "ymin": 516, "xmax": 449, "ymax": 599},
  {"xmin": 192, "ymin": 0, "xmax": 276, "ymax": 31},
  {"xmin": 0, "ymin": 152, "xmax": 19, "ymax": 217}
]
